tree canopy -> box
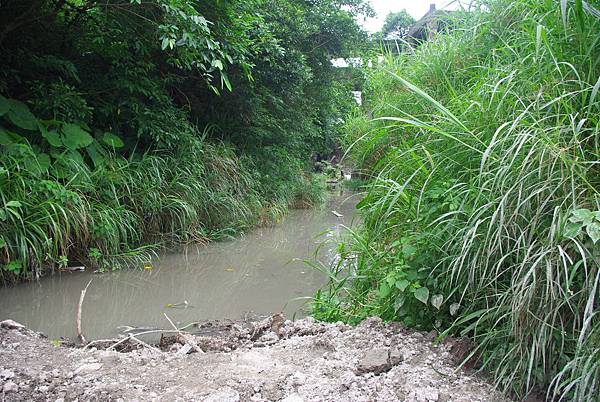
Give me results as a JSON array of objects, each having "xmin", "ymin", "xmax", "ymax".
[{"xmin": 380, "ymin": 10, "xmax": 415, "ymax": 38}]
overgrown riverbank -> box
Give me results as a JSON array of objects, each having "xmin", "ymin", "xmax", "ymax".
[
  {"xmin": 314, "ymin": 0, "xmax": 600, "ymax": 400},
  {"xmin": 0, "ymin": 0, "xmax": 367, "ymax": 282}
]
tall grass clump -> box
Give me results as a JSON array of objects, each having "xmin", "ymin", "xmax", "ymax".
[
  {"xmin": 315, "ymin": 0, "xmax": 600, "ymax": 399},
  {"xmin": 0, "ymin": 120, "xmax": 266, "ymax": 280}
]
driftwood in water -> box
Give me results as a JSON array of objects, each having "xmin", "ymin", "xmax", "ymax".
[{"xmin": 76, "ymin": 279, "xmax": 93, "ymax": 344}]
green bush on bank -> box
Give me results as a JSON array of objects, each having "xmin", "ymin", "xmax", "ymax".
[
  {"xmin": 0, "ymin": 0, "xmax": 369, "ymax": 280},
  {"xmin": 315, "ymin": 0, "xmax": 600, "ymax": 400},
  {"xmin": 0, "ymin": 97, "xmax": 326, "ymax": 279}
]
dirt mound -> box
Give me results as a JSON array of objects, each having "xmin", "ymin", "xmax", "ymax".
[{"xmin": 0, "ymin": 317, "xmax": 508, "ymax": 401}]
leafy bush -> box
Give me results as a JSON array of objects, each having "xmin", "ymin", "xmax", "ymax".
[
  {"xmin": 0, "ymin": 0, "xmax": 370, "ymax": 279},
  {"xmin": 315, "ymin": 0, "xmax": 600, "ymax": 400},
  {"xmin": 0, "ymin": 96, "xmax": 266, "ymax": 278}
]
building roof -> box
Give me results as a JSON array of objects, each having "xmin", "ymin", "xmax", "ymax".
[{"xmin": 407, "ymin": 4, "xmax": 453, "ymax": 41}]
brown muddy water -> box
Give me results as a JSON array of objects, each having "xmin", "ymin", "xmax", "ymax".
[{"xmin": 0, "ymin": 191, "xmax": 359, "ymax": 340}]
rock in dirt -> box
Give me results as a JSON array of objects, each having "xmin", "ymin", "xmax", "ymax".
[
  {"xmin": 74, "ymin": 362, "xmax": 102, "ymax": 375},
  {"xmin": 2, "ymin": 380, "xmax": 19, "ymax": 393},
  {"xmin": 356, "ymin": 347, "xmax": 404, "ymax": 375},
  {"xmin": 281, "ymin": 393, "xmax": 304, "ymax": 402},
  {"xmin": 0, "ymin": 319, "xmax": 25, "ymax": 330},
  {"xmin": 357, "ymin": 348, "xmax": 392, "ymax": 374}
]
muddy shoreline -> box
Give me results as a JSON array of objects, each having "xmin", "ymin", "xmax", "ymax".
[{"xmin": 0, "ymin": 316, "xmax": 509, "ymax": 401}]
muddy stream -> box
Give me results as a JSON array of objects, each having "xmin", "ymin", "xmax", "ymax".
[{"xmin": 0, "ymin": 191, "xmax": 359, "ymax": 340}]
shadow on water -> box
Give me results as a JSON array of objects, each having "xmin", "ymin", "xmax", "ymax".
[{"xmin": 0, "ymin": 190, "xmax": 361, "ymax": 340}]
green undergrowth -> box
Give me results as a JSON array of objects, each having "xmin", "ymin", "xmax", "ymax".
[
  {"xmin": 314, "ymin": 0, "xmax": 600, "ymax": 400},
  {"xmin": 0, "ymin": 0, "xmax": 367, "ymax": 282},
  {"xmin": 0, "ymin": 97, "xmax": 326, "ymax": 282}
]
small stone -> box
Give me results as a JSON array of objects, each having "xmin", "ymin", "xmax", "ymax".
[
  {"xmin": 356, "ymin": 348, "xmax": 392, "ymax": 375},
  {"xmin": 205, "ymin": 386, "xmax": 240, "ymax": 402},
  {"xmin": 290, "ymin": 371, "xmax": 306, "ymax": 386},
  {"xmin": 0, "ymin": 320, "xmax": 25, "ymax": 330},
  {"xmin": 74, "ymin": 363, "xmax": 102, "ymax": 375},
  {"xmin": 281, "ymin": 394, "xmax": 304, "ymax": 402},
  {"xmin": 389, "ymin": 348, "xmax": 404, "ymax": 365},
  {"xmin": 98, "ymin": 351, "xmax": 120, "ymax": 366},
  {"xmin": 2, "ymin": 381, "xmax": 19, "ymax": 393},
  {"xmin": 0, "ymin": 369, "xmax": 15, "ymax": 380},
  {"xmin": 419, "ymin": 388, "xmax": 439, "ymax": 401},
  {"xmin": 438, "ymin": 393, "xmax": 451, "ymax": 402}
]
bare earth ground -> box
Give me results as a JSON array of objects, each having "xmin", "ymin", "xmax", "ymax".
[{"xmin": 0, "ymin": 317, "xmax": 509, "ymax": 402}]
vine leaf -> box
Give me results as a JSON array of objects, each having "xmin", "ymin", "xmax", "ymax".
[
  {"xmin": 414, "ymin": 286, "xmax": 429, "ymax": 305},
  {"xmin": 431, "ymin": 294, "xmax": 443, "ymax": 310}
]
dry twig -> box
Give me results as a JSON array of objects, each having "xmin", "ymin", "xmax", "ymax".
[{"xmin": 77, "ymin": 279, "xmax": 93, "ymax": 344}]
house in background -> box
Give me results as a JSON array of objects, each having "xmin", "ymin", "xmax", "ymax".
[{"xmin": 383, "ymin": 4, "xmax": 456, "ymax": 53}]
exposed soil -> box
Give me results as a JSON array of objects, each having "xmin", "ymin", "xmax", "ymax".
[{"xmin": 0, "ymin": 317, "xmax": 509, "ymax": 402}]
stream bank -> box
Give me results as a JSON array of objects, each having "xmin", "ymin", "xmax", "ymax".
[
  {"xmin": 0, "ymin": 192, "xmax": 358, "ymax": 341},
  {"xmin": 0, "ymin": 317, "xmax": 508, "ymax": 402}
]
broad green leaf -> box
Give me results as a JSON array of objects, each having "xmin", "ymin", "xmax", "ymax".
[
  {"xmin": 402, "ymin": 243, "xmax": 417, "ymax": 259},
  {"xmin": 394, "ymin": 295, "xmax": 406, "ymax": 312},
  {"xmin": 431, "ymin": 294, "xmax": 443, "ymax": 310},
  {"xmin": 212, "ymin": 59, "xmax": 224, "ymax": 70},
  {"xmin": 406, "ymin": 269, "xmax": 418, "ymax": 281},
  {"xmin": 7, "ymin": 99, "xmax": 37, "ymax": 131},
  {"xmin": 414, "ymin": 286, "xmax": 429, "ymax": 305},
  {"xmin": 5, "ymin": 200, "xmax": 22, "ymax": 208},
  {"xmin": 449, "ymin": 303, "xmax": 460, "ymax": 316},
  {"xmin": 102, "ymin": 132, "xmax": 124, "ymax": 148},
  {"xmin": 570, "ymin": 208, "xmax": 594, "ymax": 224},
  {"xmin": 25, "ymin": 153, "xmax": 51, "ymax": 175},
  {"xmin": 0, "ymin": 95, "xmax": 9, "ymax": 116},
  {"xmin": 86, "ymin": 142, "xmax": 108, "ymax": 167},
  {"xmin": 395, "ymin": 279, "xmax": 410, "ymax": 292},
  {"xmin": 564, "ymin": 222, "xmax": 583, "ymax": 238},
  {"xmin": 62, "ymin": 124, "xmax": 93, "ymax": 150},
  {"xmin": 0, "ymin": 128, "xmax": 15, "ymax": 145},
  {"xmin": 40, "ymin": 125, "xmax": 62, "ymax": 147},
  {"xmin": 378, "ymin": 282, "xmax": 392, "ymax": 298},
  {"xmin": 4, "ymin": 260, "xmax": 22, "ymax": 274},
  {"xmin": 587, "ymin": 222, "xmax": 600, "ymax": 244},
  {"xmin": 221, "ymin": 72, "xmax": 232, "ymax": 91}
]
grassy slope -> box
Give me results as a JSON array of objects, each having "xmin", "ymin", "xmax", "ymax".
[{"xmin": 314, "ymin": 0, "xmax": 600, "ymax": 400}]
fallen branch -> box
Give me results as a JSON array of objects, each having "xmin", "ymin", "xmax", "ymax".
[
  {"xmin": 164, "ymin": 313, "xmax": 204, "ymax": 354},
  {"xmin": 76, "ymin": 279, "xmax": 93, "ymax": 344},
  {"xmin": 128, "ymin": 334, "xmax": 162, "ymax": 353}
]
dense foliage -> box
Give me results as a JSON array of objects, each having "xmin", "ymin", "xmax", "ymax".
[
  {"xmin": 380, "ymin": 10, "xmax": 415, "ymax": 38},
  {"xmin": 314, "ymin": 0, "xmax": 600, "ymax": 400},
  {"xmin": 0, "ymin": 0, "xmax": 368, "ymax": 280}
]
